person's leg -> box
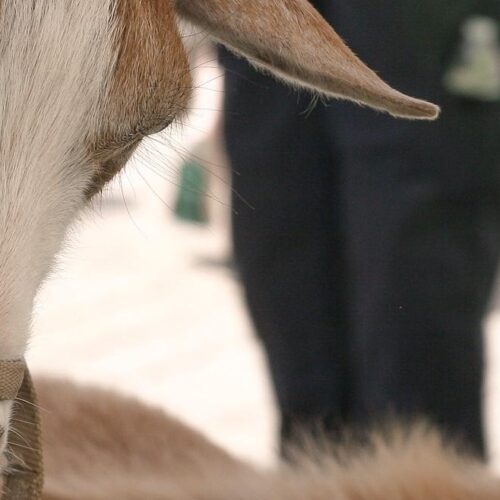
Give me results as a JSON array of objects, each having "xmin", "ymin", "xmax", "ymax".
[
  {"xmin": 220, "ymin": 51, "xmax": 351, "ymax": 449},
  {"xmin": 339, "ymin": 135, "xmax": 500, "ymax": 456},
  {"xmin": 321, "ymin": 0, "xmax": 500, "ymax": 458}
]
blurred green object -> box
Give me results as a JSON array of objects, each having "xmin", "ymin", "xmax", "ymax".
[
  {"xmin": 174, "ymin": 160, "xmax": 208, "ymax": 224},
  {"xmin": 443, "ymin": 16, "xmax": 500, "ymax": 101}
]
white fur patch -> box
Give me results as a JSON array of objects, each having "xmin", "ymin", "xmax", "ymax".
[
  {"xmin": 0, "ymin": 1, "xmax": 118, "ymax": 455},
  {"xmin": 0, "ymin": 1, "xmax": 116, "ymax": 359}
]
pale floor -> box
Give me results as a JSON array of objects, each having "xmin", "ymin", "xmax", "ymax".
[{"xmin": 27, "ymin": 63, "xmax": 500, "ymax": 471}]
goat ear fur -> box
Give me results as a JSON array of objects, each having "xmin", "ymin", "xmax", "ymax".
[{"xmin": 174, "ymin": 0, "xmax": 439, "ymax": 120}]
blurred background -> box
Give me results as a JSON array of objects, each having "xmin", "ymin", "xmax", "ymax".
[{"xmin": 28, "ymin": 22, "xmax": 500, "ymax": 471}]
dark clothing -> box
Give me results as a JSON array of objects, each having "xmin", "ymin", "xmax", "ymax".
[{"xmin": 219, "ymin": 1, "xmax": 500, "ymax": 455}]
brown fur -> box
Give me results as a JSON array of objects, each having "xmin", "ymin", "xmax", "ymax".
[
  {"xmin": 175, "ymin": 0, "xmax": 439, "ymax": 119},
  {"xmin": 37, "ymin": 378, "xmax": 500, "ymax": 500},
  {"xmin": 86, "ymin": 0, "xmax": 191, "ymax": 197}
]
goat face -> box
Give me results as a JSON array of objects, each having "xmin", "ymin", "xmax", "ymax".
[
  {"xmin": 0, "ymin": 0, "xmax": 190, "ymax": 360},
  {"xmin": 0, "ymin": 0, "xmax": 438, "ymax": 468},
  {"xmin": 0, "ymin": 0, "xmax": 191, "ymax": 461}
]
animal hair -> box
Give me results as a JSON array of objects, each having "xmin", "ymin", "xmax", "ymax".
[
  {"xmin": 0, "ymin": 0, "xmax": 117, "ymax": 359},
  {"xmin": 38, "ymin": 378, "xmax": 500, "ymax": 500},
  {"xmin": 174, "ymin": 0, "xmax": 440, "ymax": 119}
]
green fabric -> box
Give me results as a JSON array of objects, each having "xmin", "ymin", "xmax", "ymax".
[{"xmin": 174, "ymin": 160, "xmax": 208, "ymax": 224}]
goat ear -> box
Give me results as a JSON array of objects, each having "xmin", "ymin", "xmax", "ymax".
[{"xmin": 174, "ymin": 0, "xmax": 439, "ymax": 120}]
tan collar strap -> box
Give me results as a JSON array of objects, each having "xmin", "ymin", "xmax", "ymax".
[
  {"xmin": 0, "ymin": 361, "xmax": 25, "ymax": 402},
  {"xmin": 0, "ymin": 361, "xmax": 43, "ymax": 500}
]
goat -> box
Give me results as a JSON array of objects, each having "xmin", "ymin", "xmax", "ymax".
[
  {"xmin": 38, "ymin": 377, "xmax": 500, "ymax": 499},
  {"xmin": 0, "ymin": 0, "xmax": 443, "ymax": 493}
]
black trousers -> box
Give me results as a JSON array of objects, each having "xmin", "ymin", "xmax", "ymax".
[{"xmin": 219, "ymin": 3, "xmax": 500, "ymax": 456}]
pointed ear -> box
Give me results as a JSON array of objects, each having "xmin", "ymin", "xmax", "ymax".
[{"xmin": 174, "ymin": 0, "xmax": 439, "ymax": 120}]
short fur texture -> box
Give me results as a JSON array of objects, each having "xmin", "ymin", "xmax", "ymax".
[
  {"xmin": 175, "ymin": 0, "xmax": 439, "ymax": 119},
  {"xmin": 37, "ymin": 378, "xmax": 500, "ymax": 500}
]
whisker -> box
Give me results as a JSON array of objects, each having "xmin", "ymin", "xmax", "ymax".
[{"xmin": 13, "ymin": 397, "xmax": 48, "ymax": 413}]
